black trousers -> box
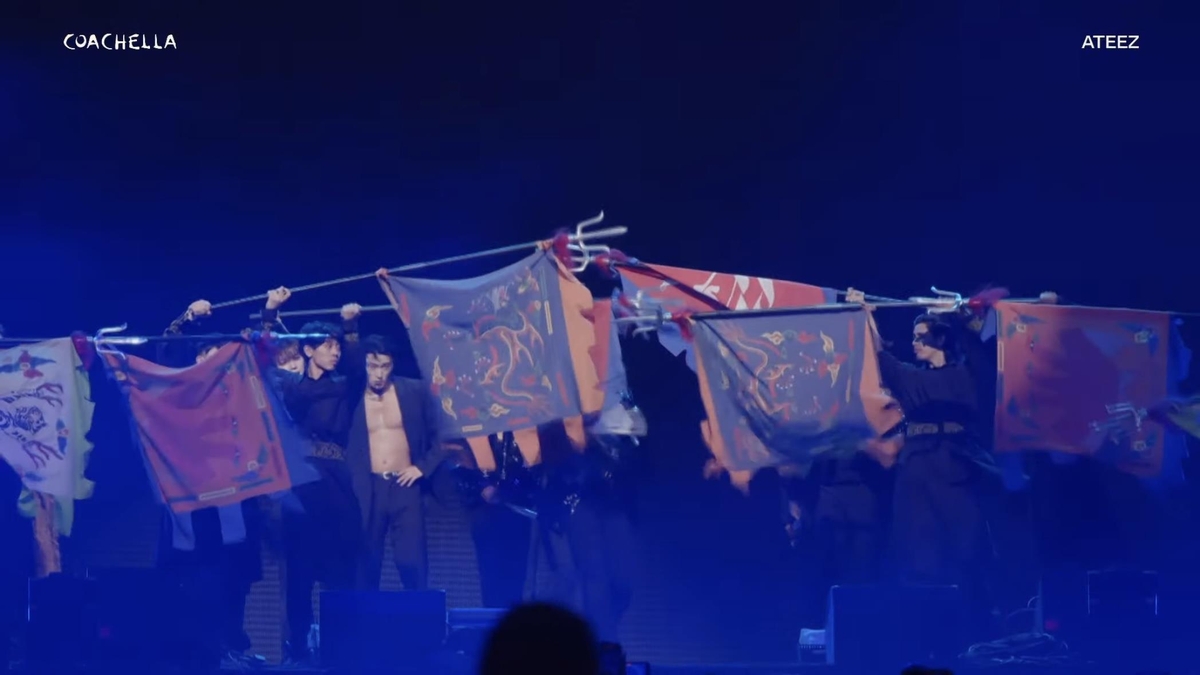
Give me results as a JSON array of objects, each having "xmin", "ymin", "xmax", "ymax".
[
  {"xmin": 218, "ymin": 565, "xmax": 253, "ymax": 652},
  {"xmin": 359, "ymin": 474, "xmax": 428, "ymax": 591},
  {"xmin": 800, "ymin": 482, "xmax": 885, "ymax": 626},
  {"xmin": 468, "ymin": 503, "xmax": 532, "ymax": 608},
  {"xmin": 0, "ymin": 514, "xmax": 30, "ymax": 668},
  {"xmin": 283, "ymin": 459, "xmax": 361, "ymax": 651},
  {"xmin": 564, "ymin": 501, "xmax": 636, "ymax": 643},
  {"xmin": 891, "ymin": 445, "xmax": 994, "ymax": 634},
  {"xmin": 158, "ymin": 506, "xmax": 263, "ymax": 654}
]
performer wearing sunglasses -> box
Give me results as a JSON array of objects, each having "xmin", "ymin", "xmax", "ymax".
[{"xmin": 851, "ymin": 290, "xmax": 999, "ymax": 638}]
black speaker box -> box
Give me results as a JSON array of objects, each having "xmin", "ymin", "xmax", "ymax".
[
  {"xmin": 319, "ymin": 589, "xmax": 447, "ymax": 669},
  {"xmin": 446, "ymin": 607, "xmax": 506, "ymax": 657},
  {"xmin": 26, "ymin": 574, "xmax": 95, "ymax": 669},
  {"xmin": 826, "ymin": 583, "xmax": 964, "ymax": 669},
  {"xmin": 1039, "ymin": 568, "xmax": 1169, "ymax": 664}
]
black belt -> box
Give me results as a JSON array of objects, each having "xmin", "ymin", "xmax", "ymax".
[{"xmin": 905, "ymin": 422, "xmax": 965, "ymax": 437}]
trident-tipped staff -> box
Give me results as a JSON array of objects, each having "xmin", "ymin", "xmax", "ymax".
[
  {"xmin": 612, "ymin": 286, "xmax": 969, "ymax": 334},
  {"xmin": 247, "ymin": 212, "xmax": 627, "ymax": 320},
  {"xmin": 84, "ymin": 324, "xmax": 335, "ymax": 357}
]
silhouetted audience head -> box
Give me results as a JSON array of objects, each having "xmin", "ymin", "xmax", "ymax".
[
  {"xmin": 901, "ymin": 666, "xmax": 954, "ymax": 675},
  {"xmin": 479, "ymin": 603, "xmax": 599, "ymax": 675}
]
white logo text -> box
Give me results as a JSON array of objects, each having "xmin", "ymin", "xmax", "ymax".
[
  {"xmin": 1082, "ymin": 35, "xmax": 1139, "ymax": 49},
  {"xmin": 63, "ymin": 34, "xmax": 177, "ymax": 51}
]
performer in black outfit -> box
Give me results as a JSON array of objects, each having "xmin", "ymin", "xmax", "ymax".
[
  {"xmin": 0, "ymin": 447, "xmax": 30, "ymax": 670},
  {"xmin": 783, "ymin": 429, "xmax": 897, "ymax": 628},
  {"xmin": 856, "ymin": 292, "xmax": 997, "ymax": 634},
  {"xmin": 533, "ymin": 424, "xmax": 637, "ymax": 643},
  {"xmin": 347, "ymin": 335, "xmax": 450, "ymax": 591},
  {"xmin": 455, "ymin": 431, "xmax": 536, "ymax": 608},
  {"xmin": 261, "ymin": 289, "xmax": 365, "ymax": 665},
  {"xmin": 156, "ymin": 299, "xmax": 272, "ymax": 668}
]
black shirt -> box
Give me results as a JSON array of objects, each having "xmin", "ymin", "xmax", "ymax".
[
  {"xmin": 876, "ymin": 313, "xmax": 997, "ymax": 469},
  {"xmin": 261, "ymin": 312, "xmax": 363, "ymax": 449},
  {"xmin": 277, "ymin": 371, "xmax": 357, "ymax": 448}
]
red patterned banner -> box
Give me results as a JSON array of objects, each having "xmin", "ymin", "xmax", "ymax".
[{"xmin": 994, "ymin": 302, "xmax": 1175, "ymax": 476}]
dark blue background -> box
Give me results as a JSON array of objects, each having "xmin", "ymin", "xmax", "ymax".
[{"xmin": 3, "ymin": 1, "xmax": 1194, "ymax": 336}]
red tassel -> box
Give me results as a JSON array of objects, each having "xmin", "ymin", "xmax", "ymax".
[
  {"xmin": 70, "ymin": 332, "xmax": 95, "ymax": 370},
  {"xmin": 549, "ymin": 231, "xmax": 572, "ymax": 267},
  {"xmin": 670, "ymin": 310, "xmax": 696, "ymax": 342},
  {"xmin": 594, "ymin": 249, "xmax": 632, "ymax": 276},
  {"xmin": 613, "ymin": 291, "xmax": 640, "ymax": 316},
  {"xmin": 965, "ymin": 287, "xmax": 1010, "ymax": 314}
]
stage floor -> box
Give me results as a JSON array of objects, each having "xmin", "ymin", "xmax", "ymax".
[{"xmin": 7, "ymin": 659, "xmax": 1182, "ymax": 675}]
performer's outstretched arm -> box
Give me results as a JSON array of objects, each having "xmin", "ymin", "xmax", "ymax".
[
  {"xmin": 257, "ymin": 287, "xmax": 293, "ymax": 341},
  {"xmin": 848, "ymin": 288, "xmax": 976, "ymax": 413},
  {"xmin": 339, "ymin": 303, "xmax": 365, "ymax": 391},
  {"xmin": 159, "ymin": 299, "xmax": 212, "ymax": 366}
]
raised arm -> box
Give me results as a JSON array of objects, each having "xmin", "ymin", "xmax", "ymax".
[
  {"xmin": 254, "ymin": 287, "xmax": 306, "ymax": 403},
  {"xmin": 849, "ymin": 290, "xmax": 928, "ymax": 402},
  {"xmin": 339, "ymin": 303, "xmax": 365, "ymax": 392},
  {"xmin": 340, "ymin": 303, "xmax": 363, "ymax": 358},
  {"xmin": 848, "ymin": 288, "xmax": 974, "ymax": 411},
  {"xmin": 257, "ymin": 287, "xmax": 293, "ymax": 336},
  {"xmin": 159, "ymin": 299, "xmax": 211, "ymax": 366}
]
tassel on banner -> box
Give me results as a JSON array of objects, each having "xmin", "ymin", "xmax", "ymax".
[
  {"xmin": 593, "ymin": 249, "xmax": 634, "ymax": 277},
  {"xmin": 549, "ymin": 231, "xmax": 573, "ymax": 268},
  {"xmin": 965, "ymin": 286, "xmax": 1011, "ymax": 314},
  {"xmin": 33, "ymin": 492, "xmax": 61, "ymax": 577}
]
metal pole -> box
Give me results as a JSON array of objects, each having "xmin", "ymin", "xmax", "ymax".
[
  {"xmin": 210, "ymin": 222, "xmax": 626, "ymax": 311},
  {"xmin": 249, "ymin": 304, "xmax": 395, "ymax": 321}
]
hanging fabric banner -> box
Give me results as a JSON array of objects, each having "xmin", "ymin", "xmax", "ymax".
[
  {"xmin": 379, "ymin": 246, "xmax": 604, "ymax": 470},
  {"xmin": 691, "ymin": 306, "xmax": 889, "ymax": 482},
  {"xmin": 616, "ymin": 262, "xmax": 835, "ymax": 367},
  {"xmin": 0, "ymin": 338, "xmax": 95, "ymax": 537},
  {"xmin": 617, "ymin": 262, "xmax": 900, "ymax": 485},
  {"xmin": 994, "ymin": 302, "xmax": 1190, "ymax": 478},
  {"xmin": 103, "ymin": 342, "xmax": 317, "ymax": 513}
]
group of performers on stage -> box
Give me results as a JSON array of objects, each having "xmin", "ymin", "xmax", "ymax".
[
  {"xmin": 155, "ymin": 288, "xmax": 636, "ymax": 668},
  {"xmin": 3, "ymin": 249, "xmax": 1188, "ymax": 671},
  {"xmin": 156, "ymin": 278, "xmax": 1020, "ymax": 667}
]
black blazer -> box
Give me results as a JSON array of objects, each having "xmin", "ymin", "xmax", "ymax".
[{"xmin": 346, "ymin": 377, "xmax": 449, "ymax": 527}]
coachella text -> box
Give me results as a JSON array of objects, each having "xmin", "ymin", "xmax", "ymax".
[{"xmin": 63, "ymin": 34, "xmax": 177, "ymax": 51}]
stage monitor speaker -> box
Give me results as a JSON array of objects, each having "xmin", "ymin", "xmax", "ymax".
[
  {"xmin": 826, "ymin": 583, "xmax": 964, "ymax": 669},
  {"xmin": 446, "ymin": 607, "xmax": 507, "ymax": 657},
  {"xmin": 1040, "ymin": 568, "xmax": 1164, "ymax": 662},
  {"xmin": 320, "ymin": 589, "xmax": 447, "ymax": 669},
  {"xmin": 27, "ymin": 574, "xmax": 96, "ymax": 669},
  {"xmin": 1087, "ymin": 569, "xmax": 1158, "ymax": 628}
]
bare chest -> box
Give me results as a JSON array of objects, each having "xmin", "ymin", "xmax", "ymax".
[{"xmin": 365, "ymin": 390, "xmax": 406, "ymax": 433}]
